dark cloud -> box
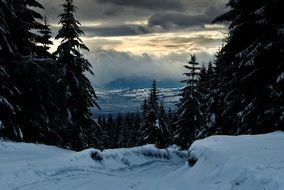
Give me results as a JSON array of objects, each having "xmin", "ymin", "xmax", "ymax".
[
  {"xmin": 83, "ymin": 24, "xmax": 153, "ymax": 37},
  {"xmin": 148, "ymin": 13, "xmax": 207, "ymax": 29},
  {"xmin": 170, "ymin": 36, "xmax": 222, "ymax": 45},
  {"xmin": 96, "ymin": 0, "xmax": 185, "ymax": 11},
  {"xmin": 39, "ymin": 0, "xmax": 226, "ymax": 26},
  {"xmin": 77, "ymin": 3, "xmax": 225, "ymax": 37},
  {"xmin": 38, "ymin": 0, "xmax": 227, "ymax": 39},
  {"xmin": 148, "ymin": 7, "xmax": 223, "ymax": 29}
]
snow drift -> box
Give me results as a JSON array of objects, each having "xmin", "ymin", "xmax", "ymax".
[
  {"xmin": 158, "ymin": 131, "xmax": 284, "ymax": 190},
  {"xmin": 0, "ymin": 142, "xmax": 187, "ymax": 190},
  {"xmin": 1, "ymin": 132, "xmax": 284, "ymax": 190},
  {"xmin": 69, "ymin": 145, "xmax": 188, "ymax": 170}
]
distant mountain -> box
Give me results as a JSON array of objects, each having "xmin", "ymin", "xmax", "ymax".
[
  {"xmin": 92, "ymin": 87, "xmax": 181, "ymax": 116},
  {"xmin": 102, "ymin": 77, "xmax": 182, "ymax": 90}
]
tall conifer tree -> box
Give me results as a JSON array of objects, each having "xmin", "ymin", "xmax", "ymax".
[
  {"xmin": 174, "ymin": 55, "xmax": 202, "ymax": 149},
  {"xmin": 0, "ymin": 0, "xmax": 20, "ymax": 139},
  {"xmin": 54, "ymin": 0, "xmax": 100, "ymax": 150},
  {"xmin": 139, "ymin": 81, "xmax": 170, "ymax": 148},
  {"xmin": 0, "ymin": 0, "xmax": 62, "ymax": 144},
  {"xmin": 213, "ymin": 0, "xmax": 284, "ymax": 133}
]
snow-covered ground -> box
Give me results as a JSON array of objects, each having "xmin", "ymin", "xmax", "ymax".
[
  {"xmin": 0, "ymin": 143, "xmax": 187, "ymax": 190},
  {"xmin": 159, "ymin": 132, "xmax": 284, "ymax": 190},
  {"xmin": 1, "ymin": 132, "xmax": 284, "ymax": 190}
]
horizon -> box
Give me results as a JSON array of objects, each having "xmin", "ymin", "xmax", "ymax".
[{"xmin": 39, "ymin": 0, "xmax": 227, "ymax": 86}]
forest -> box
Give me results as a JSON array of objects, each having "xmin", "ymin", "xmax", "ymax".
[{"xmin": 0, "ymin": 0, "xmax": 283, "ymax": 152}]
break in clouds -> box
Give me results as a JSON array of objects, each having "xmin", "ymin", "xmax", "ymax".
[
  {"xmin": 85, "ymin": 49, "xmax": 214, "ymax": 86},
  {"xmin": 39, "ymin": 0, "xmax": 227, "ymax": 86}
]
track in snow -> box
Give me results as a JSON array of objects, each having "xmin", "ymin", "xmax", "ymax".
[
  {"xmin": 0, "ymin": 143, "xmax": 187, "ymax": 190},
  {"xmin": 14, "ymin": 161, "xmax": 182, "ymax": 190}
]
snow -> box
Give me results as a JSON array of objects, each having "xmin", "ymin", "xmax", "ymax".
[
  {"xmin": 158, "ymin": 132, "xmax": 284, "ymax": 190},
  {"xmin": 0, "ymin": 143, "xmax": 187, "ymax": 190},
  {"xmin": 205, "ymin": 113, "xmax": 216, "ymax": 130},
  {"xmin": 155, "ymin": 119, "xmax": 161, "ymax": 129},
  {"xmin": 0, "ymin": 96, "xmax": 14, "ymax": 113},
  {"xmin": 0, "ymin": 132, "xmax": 284, "ymax": 190},
  {"xmin": 277, "ymin": 72, "xmax": 284, "ymax": 83},
  {"xmin": 278, "ymin": 26, "xmax": 284, "ymax": 35}
]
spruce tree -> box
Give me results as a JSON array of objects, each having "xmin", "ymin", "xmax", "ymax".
[
  {"xmin": 98, "ymin": 116, "xmax": 103, "ymax": 126},
  {"xmin": 174, "ymin": 55, "xmax": 202, "ymax": 149},
  {"xmin": 139, "ymin": 81, "xmax": 170, "ymax": 148},
  {"xmin": 39, "ymin": 15, "xmax": 53, "ymax": 53},
  {"xmin": 142, "ymin": 98, "xmax": 148, "ymax": 117},
  {"xmin": 113, "ymin": 113, "xmax": 123, "ymax": 148},
  {"xmin": 94, "ymin": 115, "xmax": 109, "ymax": 150},
  {"xmin": 205, "ymin": 57, "xmax": 225, "ymax": 136},
  {"xmin": 194, "ymin": 65, "xmax": 209, "ymax": 139},
  {"xmin": 53, "ymin": 0, "xmax": 100, "ymax": 150},
  {"xmin": 117, "ymin": 113, "xmax": 133, "ymax": 148},
  {"xmin": 102, "ymin": 116, "xmax": 106, "ymax": 128},
  {"xmin": 0, "ymin": 0, "xmax": 20, "ymax": 139},
  {"xmin": 213, "ymin": 0, "xmax": 284, "ymax": 134},
  {"xmin": 105, "ymin": 113, "xmax": 114, "ymax": 148},
  {"xmin": 0, "ymin": 0, "xmax": 64, "ymax": 145},
  {"xmin": 133, "ymin": 110, "xmax": 141, "ymax": 146},
  {"xmin": 167, "ymin": 108, "xmax": 176, "ymax": 135}
]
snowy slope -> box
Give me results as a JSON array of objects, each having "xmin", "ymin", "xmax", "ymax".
[
  {"xmin": 1, "ymin": 132, "xmax": 284, "ymax": 190},
  {"xmin": 158, "ymin": 132, "xmax": 284, "ymax": 190}
]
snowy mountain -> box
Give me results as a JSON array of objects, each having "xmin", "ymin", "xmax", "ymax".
[
  {"xmin": 102, "ymin": 77, "xmax": 182, "ymax": 90},
  {"xmin": 92, "ymin": 87, "xmax": 181, "ymax": 115},
  {"xmin": 1, "ymin": 132, "xmax": 284, "ymax": 190}
]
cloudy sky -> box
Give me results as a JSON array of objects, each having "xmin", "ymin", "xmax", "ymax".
[{"xmin": 39, "ymin": 0, "xmax": 228, "ymax": 86}]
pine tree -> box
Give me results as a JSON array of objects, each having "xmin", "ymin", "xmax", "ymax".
[
  {"xmin": 205, "ymin": 57, "xmax": 226, "ymax": 136},
  {"xmin": 213, "ymin": 0, "xmax": 284, "ymax": 134},
  {"xmin": 167, "ymin": 108, "xmax": 177, "ymax": 136},
  {"xmin": 93, "ymin": 115, "xmax": 105, "ymax": 150},
  {"xmin": 39, "ymin": 15, "xmax": 53, "ymax": 53},
  {"xmin": 188, "ymin": 61, "xmax": 223, "ymax": 139},
  {"xmin": 113, "ymin": 113, "xmax": 123, "ymax": 148},
  {"xmin": 53, "ymin": 0, "xmax": 100, "ymax": 150},
  {"xmin": 159, "ymin": 102, "xmax": 166, "ymax": 120},
  {"xmin": 94, "ymin": 115, "xmax": 109, "ymax": 150},
  {"xmin": 117, "ymin": 113, "xmax": 133, "ymax": 148},
  {"xmin": 174, "ymin": 55, "xmax": 202, "ymax": 149},
  {"xmin": 149, "ymin": 81, "xmax": 159, "ymax": 110},
  {"xmin": 133, "ymin": 110, "xmax": 141, "ymax": 146},
  {"xmin": 98, "ymin": 116, "xmax": 103, "ymax": 126},
  {"xmin": 142, "ymin": 98, "xmax": 148, "ymax": 117},
  {"xmin": 139, "ymin": 81, "xmax": 170, "ymax": 148},
  {"xmin": 0, "ymin": 0, "xmax": 20, "ymax": 139},
  {"xmin": 105, "ymin": 113, "xmax": 114, "ymax": 148},
  {"xmin": 102, "ymin": 116, "xmax": 107, "ymax": 127},
  {"xmin": 0, "ymin": 0, "xmax": 64, "ymax": 145}
]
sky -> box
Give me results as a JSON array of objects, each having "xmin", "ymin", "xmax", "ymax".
[{"xmin": 39, "ymin": 0, "xmax": 228, "ymax": 86}]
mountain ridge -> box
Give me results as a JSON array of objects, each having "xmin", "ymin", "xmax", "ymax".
[{"xmin": 101, "ymin": 77, "xmax": 182, "ymax": 90}]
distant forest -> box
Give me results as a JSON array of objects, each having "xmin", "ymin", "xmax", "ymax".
[{"xmin": 0, "ymin": 0, "xmax": 283, "ymax": 150}]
